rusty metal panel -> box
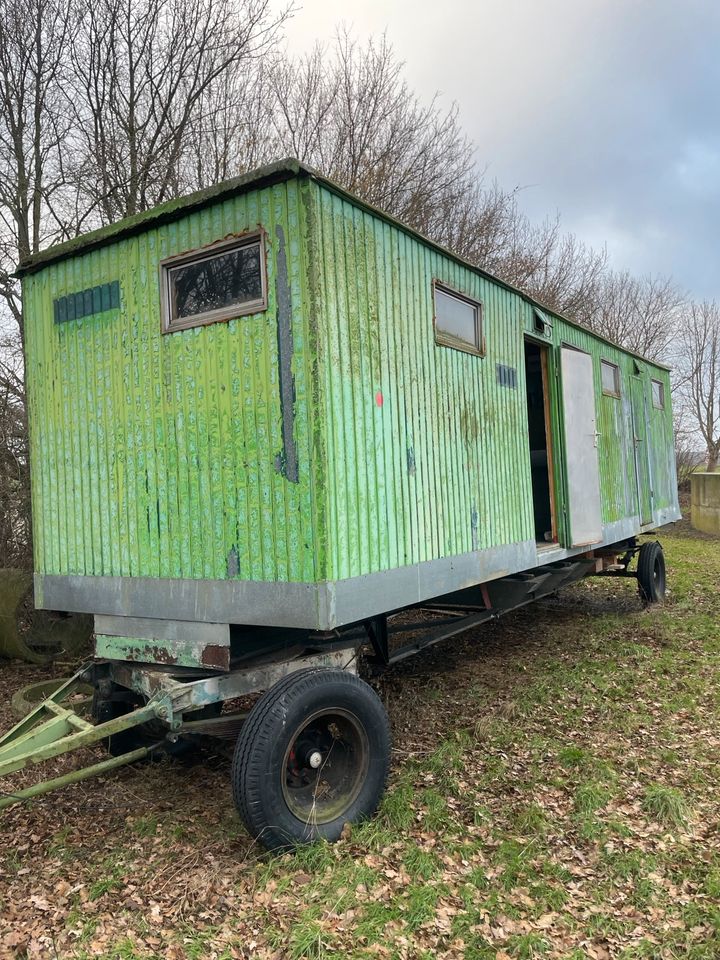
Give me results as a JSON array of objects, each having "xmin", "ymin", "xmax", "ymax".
[
  {"xmin": 95, "ymin": 633, "xmax": 230, "ymax": 671},
  {"xmin": 23, "ymin": 178, "xmax": 321, "ymax": 587}
]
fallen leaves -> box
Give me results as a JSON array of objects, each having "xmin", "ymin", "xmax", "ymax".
[{"xmin": 1, "ymin": 528, "xmax": 719, "ymax": 958}]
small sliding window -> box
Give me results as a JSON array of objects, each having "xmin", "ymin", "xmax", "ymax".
[
  {"xmin": 433, "ymin": 281, "xmax": 484, "ymax": 356},
  {"xmin": 600, "ymin": 359, "xmax": 621, "ymax": 397},
  {"xmin": 651, "ymin": 378, "xmax": 665, "ymax": 409},
  {"xmin": 161, "ymin": 233, "xmax": 267, "ymax": 333}
]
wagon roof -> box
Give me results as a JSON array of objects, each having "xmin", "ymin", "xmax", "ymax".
[{"xmin": 16, "ymin": 157, "xmax": 670, "ymax": 371}]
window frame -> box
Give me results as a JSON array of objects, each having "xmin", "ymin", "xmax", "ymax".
[
  {"xmin": 160, "ymin": 231, "xmax": 267, "ymax": 334},
  {"xmin": 651, "ymin": 378, "xmax": 665, "ymax": 410},
  {"xmin": 600, "ymin": 359, "xmax": 621, "ymax": 398},
  {"xmin": 432, "ymin": 279, "xmax": 484, "ymax": 357}
]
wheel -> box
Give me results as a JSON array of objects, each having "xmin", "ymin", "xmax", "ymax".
[
  {"xmin": 637, "ymin": 541, "xmax": 666, "ymax": 604},
  {"xmin": 231, "ymin": 668, "xmax": 391, "ymax": 850}
]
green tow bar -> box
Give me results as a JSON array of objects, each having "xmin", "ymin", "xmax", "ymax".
[{"xmin": 0, "ymin": 666, "xmax": 164, "ymax": 811}]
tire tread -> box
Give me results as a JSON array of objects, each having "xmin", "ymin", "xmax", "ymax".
[
  {"xmin": 637, "ymin": 541, "xmax": 665, "ymax": 604},
  {"xmin": 232, "ymin": 668, "xmax": 390, "ymax": 849}
]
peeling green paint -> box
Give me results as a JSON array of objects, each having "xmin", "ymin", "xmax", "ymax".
[
  {"xmin": 95, "ymin": 633, "xmax": 229, "ymax": 671},
  {"xmin": 22, "ymin": 166, "xmax": 678, "ymax": 604},
  {"xmin": 24, "ymin": 179, "xmax": 319, "ymax": 585}
]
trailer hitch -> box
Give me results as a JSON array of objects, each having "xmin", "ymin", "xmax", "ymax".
[{"xmin": 0, "ymin": 665, "xmax": 167, "ymax": 811}]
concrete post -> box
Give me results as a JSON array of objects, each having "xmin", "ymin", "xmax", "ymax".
[{"xmin": 690, "ymin": 473, "xmax": 720, "ymax": 535}]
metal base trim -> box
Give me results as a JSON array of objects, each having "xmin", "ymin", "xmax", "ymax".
[{"xmin": 35, "ymin": 511, "xmax": 680, "ymax": 631}]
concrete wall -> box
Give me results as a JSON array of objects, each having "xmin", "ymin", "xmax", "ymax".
[{"xmin": 691, "ymin": 473, "xmax": 720, "ymax": 535}]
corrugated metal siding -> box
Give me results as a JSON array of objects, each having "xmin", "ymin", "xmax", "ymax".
[
  {"xmin": 24, "ymin": 180, "xmax": 319, "ymax": 583},
  {"xmin": 647, "ymin": 367, "xmax": 677, "ymax": 512},
  {"xmin": 311, "ymin": 186, "xmax": 534, "ymax": 581},
  {"xmin": 311, "ymin": 182, "xmax": 678, "ymax": 581},
  {"xmin": 24, "ymin": 171, "xmax": 679, "ymax": 593},
  {"xmin": 530, "ymin": 312, "xmax": 677, "ymax": 530},
  {"xmin": 530, "ymin": 314, "xmax": 641, "ymax": 532}
]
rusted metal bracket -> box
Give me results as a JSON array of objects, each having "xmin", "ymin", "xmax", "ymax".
[
  {"xmin": 110, "ymin": 643, "xmax": 359, "ymax": 716},
  {"xmin": 0, "ymin": 645, "xmax": 361, "ymax": 812}
]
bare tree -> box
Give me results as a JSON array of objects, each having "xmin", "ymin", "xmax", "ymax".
[
  {"xmin": 0, "ymin": 0, "xmax": 85, "ymax": 568},
  {"xmin": 487, "ymin": 212, "xmax": 608, "ymax": 325},
  {"xmin": 585, "ymin": 271, "xmax": 685, "ymax": 360},
  {"xmin": 0, "ymin": 317, "xmax": 30, "ymax": 566},
  {"xmin": 677, "ymin": 300, "xmax": 720, "ymax": 471},
  {"xmin": 270, "ymin": 33, "xmax": 487, "ymax": 244},
  {"xmin": 183, "ymin": 59, "xmax": 277, "ymax": 190},
  {"xmin": 269, "ymin": 38, "xmax": 620, "ymax": 343},
  {"xmin": 0, "ymin": 0, "xmax": 80, "ymax": 341},
  {"xmin": 70, "ymin": 0, "xmax": 288, "ymax": 222},
  {"xmin": 672, "ymin": 403, "xmax": 703, "ymax": 491}
]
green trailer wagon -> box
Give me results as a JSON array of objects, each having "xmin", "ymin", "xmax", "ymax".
[{"xmin": 0, "ymin": 159, "xmax": 679, "ymax": 847}]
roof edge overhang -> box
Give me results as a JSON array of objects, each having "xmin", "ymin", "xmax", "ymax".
[
  {"xmin": 15, "ymin": 157, "xmax": 309, "ymax": 279},
  {"xmin": 15, "ymin": 156, "xmax": 672, "ymax": 372}
]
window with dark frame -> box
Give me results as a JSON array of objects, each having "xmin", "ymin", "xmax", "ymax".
[
  {"xmin": 161, "ymin": 234, "xmax": 266, "ymax": 333},
  {"xmin": 433, "ymin": 281, "xmax": 483, "ymax": 355},
  {"xmin": 600, "ymin": 359, "xmax": 621, "ymax": 397},
  {"xmin": 651, "ymin": 378, "xmax": 665, "ymax": 409}
]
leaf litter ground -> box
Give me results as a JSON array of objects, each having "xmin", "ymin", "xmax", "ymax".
[{"xmin": 1, "ymin": 518, "xmax": 719, "ymax": 959}]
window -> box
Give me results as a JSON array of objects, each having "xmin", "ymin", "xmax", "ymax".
[
  {"xmin": 161, "ymin": 233, "xmax": 266, "ymax": 332},
  {"xmin": 433, "ymin": 281, "xmax": 483, "ymax": 355},
  {"xmin": 601, "ymin": 359, "xmax": 621, "ymax": 397},
  {"xmin": 533, "ymin": 307, "xmax": 552, "ymax": 336},
  {"xmin": 651, "ymin": 378, "xmax": 665, "ymax": 409}
]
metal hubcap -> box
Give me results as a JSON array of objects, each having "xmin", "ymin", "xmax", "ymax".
[{"xmin": 282, "ymin": 708, "xmax": 369, "ymax": 824}]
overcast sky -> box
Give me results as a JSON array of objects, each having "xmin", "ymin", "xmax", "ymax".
[{"xmin": 283, "ymin": 0, "xmax": 720, "ymax": 301}]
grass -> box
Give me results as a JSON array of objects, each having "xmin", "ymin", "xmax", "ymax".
[
  {"xmin": 1, "ymin": 524, "xmax": 719, "ymax": 958},
  {"xmin": 641, "ymin": 783, "xmax": 689, "ymax": 827}
]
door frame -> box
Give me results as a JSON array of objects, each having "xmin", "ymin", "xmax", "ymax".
[
  {"xmin": 559, "ymin": 343, "xmax": 604, "ymax": 547},
  {"xmin": 524, "ymin": 335, "xmax": 559, "ymax": 544},
  {"xmin": 630, "ymin": 372, "xmax": 654, "ymax": 525}
]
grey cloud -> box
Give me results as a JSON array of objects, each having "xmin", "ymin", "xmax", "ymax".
[{"xmin": 285, "ymin": 0, "xmax": 720, "ymax": 297}]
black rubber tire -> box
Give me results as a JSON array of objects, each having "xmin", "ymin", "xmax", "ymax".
[
  {"xmin": 231, "ymin": 668, "xmax": 391, "ymax": 850},
  {"xmin": 637, "ymin": 541, "xmax": 666, "ymax": 604}
]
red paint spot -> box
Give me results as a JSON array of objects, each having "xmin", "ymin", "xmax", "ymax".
[{"xmin": 375, "ymin": 391, "xmax": 384, "ymax": 407}]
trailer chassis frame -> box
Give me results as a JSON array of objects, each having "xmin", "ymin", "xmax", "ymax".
[{"xmin": 0, "ymin": 540, "xmax": 657, "ymax": 814}]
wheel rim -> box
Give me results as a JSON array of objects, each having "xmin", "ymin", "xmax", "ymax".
[
  {"xmin": 654, "ymin": 554, "xmax": 666, "ymax": 595},
  {"xmin": 282, "ymin": 708, "xmax": 369, "ymax": 825}
]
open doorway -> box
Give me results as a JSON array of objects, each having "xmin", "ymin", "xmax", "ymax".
[{"xmin": 524, "ymin": 339, "xmax": 557, "ymax": 544}]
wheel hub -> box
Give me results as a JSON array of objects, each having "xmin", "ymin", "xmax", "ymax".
[{"xmin": 281, "ymin": 708, "xmax": 369, "ymax": 824}]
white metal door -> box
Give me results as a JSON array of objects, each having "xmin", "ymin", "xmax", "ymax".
[{"xmin": 560, "ymin": 346, "xmax": 603, "ymax": 546}]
